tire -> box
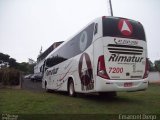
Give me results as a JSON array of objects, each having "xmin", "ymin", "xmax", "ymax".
[
  {"xmin": 45, "ymin": 81, "xmax": 49, "ymax": 92},
  {"xmin": 68, "ymin": 80, "xmax": 76, "ymax": 97}
]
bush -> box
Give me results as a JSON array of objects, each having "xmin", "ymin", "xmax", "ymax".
[{"xmin": 0, "ymin": 68, "xmax": 21, "ymax": 86}]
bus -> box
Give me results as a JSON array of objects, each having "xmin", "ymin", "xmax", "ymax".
[{"xmin": 42, "ymin": 16, "xmax": 149, "ymax": 97}]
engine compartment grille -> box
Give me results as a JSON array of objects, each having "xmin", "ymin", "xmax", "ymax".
[{"xmin": 108, "ymin": 44, "xmax": 143, "ymax": 55}]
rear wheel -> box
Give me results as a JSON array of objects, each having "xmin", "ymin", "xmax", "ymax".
[
  {"xmin": 45, "ymin": 81, "xmax": 49, "ymax": 92},
  {"xmin": 68, "ymin": 80, "xmax": 76, "ymax": 97}
]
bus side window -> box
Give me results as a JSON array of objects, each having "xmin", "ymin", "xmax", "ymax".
[{"xmin": 94, "ymin": 23, "xmax": 98, "ymax": 35}]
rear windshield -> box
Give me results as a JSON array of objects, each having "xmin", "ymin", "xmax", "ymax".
[{"xmin": 103, "ymin": 17, "xmax": 146, "ymax": 41}]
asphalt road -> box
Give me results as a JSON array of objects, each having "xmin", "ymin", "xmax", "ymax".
[{"xmin": 22, "ymin": 78, "xmax": 43, "ymax": 92}]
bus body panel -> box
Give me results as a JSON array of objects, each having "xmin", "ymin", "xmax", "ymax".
[
  {"xmin": 103, "ymin": 37, "xmax": 146, "ymax": 80},
  {"xmin": 93, "ymin": 37, "xmax": 148, "ymax": 92},
  {"xmin": 43, "ymin": 41, "xmax": 95, "ymax": 93},
  {"xmin": 75, "ymin": 43, "xmax": 95, "ymax": 93},
  {"xmin": 95, "ymin": 77, "xmax": 148, "ymax": 92},
  {"xmin": 93, "ymin": 17, "xmax": 148, "ymax": 92},
  {"xmin": 93, "ymin": 38, "xmax": 104, "ymax": 91},
  {"xmin": 43, "ymin": 59, "xmax": 73, "ymax": 91}
]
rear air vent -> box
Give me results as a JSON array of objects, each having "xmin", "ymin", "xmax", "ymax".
[{"xmin": 108, "ymin": 44, "xmax": 143, "ymax": 55}]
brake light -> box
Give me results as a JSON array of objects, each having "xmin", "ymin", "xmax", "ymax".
[
  {"xmin": 97, "ymin": 55, "xmax": 110, "ymax": 79},
  {"xmin": 143, "ymin": 58, "xmax": 149, "ymax": 79}
]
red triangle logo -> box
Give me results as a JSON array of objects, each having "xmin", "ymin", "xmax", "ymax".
[{"xmin": 118, "ymin": 19, "xmax": 133, "ymax": 36}]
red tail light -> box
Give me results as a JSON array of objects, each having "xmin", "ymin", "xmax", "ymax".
[
  {"xmin": 143, "ymin": 58, "xmax": 149, "ymax": 79},
  {"xmin": 97, "ymin": 55, "xmax": 110, "ymax": 79}
]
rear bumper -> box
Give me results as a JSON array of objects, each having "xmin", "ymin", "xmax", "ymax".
[{"xmin": 95, "ymin": 77, "xmax": 148, "ymax": 92}]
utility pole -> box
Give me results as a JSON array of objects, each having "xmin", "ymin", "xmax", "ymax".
[{"xmin": 109, "ymin": 0, "xmax": 113, "ymax": 16}]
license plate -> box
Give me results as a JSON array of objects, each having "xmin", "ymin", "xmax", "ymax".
[{"xmin": 124, "ymin": 82, "xmax": 133, "ymax": 87}]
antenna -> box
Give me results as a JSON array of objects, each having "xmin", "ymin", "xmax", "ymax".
[{"xmin": 109, "ymin": 0, "xmax": 113, "ymax": 16}]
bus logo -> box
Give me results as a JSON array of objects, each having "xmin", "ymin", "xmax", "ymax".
[
  {"xmin": 78, "ymin": 53, "xmax": 94, "ymax": 91},
  {"xmin": 118, "ymin": 19, "xmax": 133, "ymax": 36}
]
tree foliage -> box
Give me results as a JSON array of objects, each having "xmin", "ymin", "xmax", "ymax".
[
  {"xmin": 0, "ymin": 68, "xmax": 20, "ymax": 85},
  {"xmin": 148, "ymin": 59, "xmax": 156, "ymax": 71},
  {"xmin": 0, "ymin": 52, "xmax": 34, "ymax": 74},
  {"xmin": 0, "ymin": 53, "xmax": 10, "ymax": 61},
  {"xmin": 154, "ymin": 60, "xmax": 160, "ymax": 72},
  {"xmin": 17, "ymin": 62, "xmax": 35, "ymax": 74}
]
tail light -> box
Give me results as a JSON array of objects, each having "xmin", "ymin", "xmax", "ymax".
[
  {"xmin": 97, "ymin": 55, "xmax": 110, "ymax": 79},
  {"xmin": 143, "ymin": 58, "xmax": 149, "ymax": 79}
]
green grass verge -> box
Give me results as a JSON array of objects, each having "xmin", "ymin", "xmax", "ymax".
[{"xmin": 0, "ymin": 84, "xmax": 160, "ymax": 114}]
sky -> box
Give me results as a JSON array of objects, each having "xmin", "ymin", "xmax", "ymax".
[{"xmin": 0, "ymin": 0, "xmax": 160, "ymax": 63}]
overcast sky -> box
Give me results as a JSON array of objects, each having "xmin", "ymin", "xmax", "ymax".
[{"xmin": 0, "ymin": 0, "xmax": 160, "ymax": 63}]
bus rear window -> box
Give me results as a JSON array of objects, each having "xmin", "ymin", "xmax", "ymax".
[{"xmin": 102, "ymin": 17, "xmax": 146, "ymax": 40}]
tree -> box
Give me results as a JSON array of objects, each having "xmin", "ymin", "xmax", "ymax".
[
  {"xmin": 0, "ymin": 53, "xmax": 10, "ymax": 62},
  {"xmin": 0, "ymin": 52, "xmax": 34, "ymax": 74},
  {"xmin": 154, "ymin": 60, "xmax": 160, "ymax": 72},
  {"xmin": 9, "ymin": 58, "xmax": 18, "ymax": 68},
  {"xmin": 17, "ymin": 62, "xmax": 35, "ymax": 74},
  {"xmin": 149, "ymin": 59, "xmax": 156, "ymax": 71}
]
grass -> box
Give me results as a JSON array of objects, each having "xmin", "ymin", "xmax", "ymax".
[{"xmin": 0, "ymin": 84, "xmax": 160, "ymax": 115}]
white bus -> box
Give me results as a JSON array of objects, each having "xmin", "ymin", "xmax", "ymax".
[{"xmin": 42, "ymin": 16, "xmax": 149, "ymax": 97}]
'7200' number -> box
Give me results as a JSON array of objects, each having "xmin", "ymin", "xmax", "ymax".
[{"xmin": 109, "ymin": 67, "xmax": 123, "ymax": 73}]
